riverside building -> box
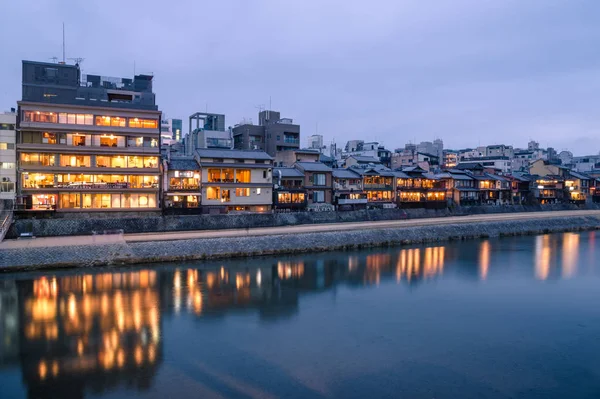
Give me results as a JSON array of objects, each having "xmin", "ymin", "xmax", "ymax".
[{"xmin": 16, "ymin": 60, "xmax": 161, "ymax": 212}]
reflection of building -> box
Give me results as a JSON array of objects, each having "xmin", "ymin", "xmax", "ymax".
[
  {"xmin": 17, "ymin": 271, "xmax": 162, "ymax": 398},
  {"xmin": 0, "ymin": 280, "xmax": 19, "ymax": 364}
]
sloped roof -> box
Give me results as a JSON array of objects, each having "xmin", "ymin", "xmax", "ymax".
[
  {"xmin": 274, "ymin": 167, "xmax": 304, "ymax": 178},
  {"xmin": 294, "ymin": 161, "xmax": 333, "ymax": 172},
  {"xmin": 349, "ymin": 155, "xmax": 381, "ymax": 163},
  {"xmin": 569, "ymin": 171, "xmax": 591, "ymax": 180},
  {"xmin": 332, "ymin": 168, "xmax": 362, "ymax": 179},
  {"xmin": 195, "ymin": 148, "xmax": 273, "ymax": 160},
  {"xmin": 167, "ymin": 158, "xmax": 199, "ymax": 171}
]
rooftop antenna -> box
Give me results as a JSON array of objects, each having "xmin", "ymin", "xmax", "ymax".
[
  {"xmin": 62, "ymin": 23, "xmax": 65, "ymax": 63},
  {"xmin": 133, "ymin": 61, "xmax": 136, "ymax": 76},
  {"xmin": 68, "ymin": 57, "xmax": 84, "ymax": 67},
  {"xmin": 49, "ymin": 57, "xmax": 58, "ymax": 63}
]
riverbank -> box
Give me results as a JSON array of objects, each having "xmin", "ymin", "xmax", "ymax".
[{"xmin": 1, "ymin": 210, "xmax": 599, "ymax": 271}]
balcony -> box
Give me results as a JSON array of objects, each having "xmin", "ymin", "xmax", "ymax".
[
  {"xmin": 364, "ymin": 184, "xmax": 393, "ymax": 189},
  {"xmin": 283, "ymin": 137, "xmax": 300, "ymax": 145},
  {"xmin": 338, "ymin": 198, "xmax": 368, "ymax": 205},
  {"xmin": 168, "ymin": 184, "xmax": 200, "ymax": 191}
]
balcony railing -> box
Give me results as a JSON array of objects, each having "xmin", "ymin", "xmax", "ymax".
[
  {"xmin": 364, "ymin": 184, "xmax": 393, "ymax": 189},
  {"xmin": 338, "ymin": 198, "xmax": 368, "ymax": 205},
  {"xmin": 168, "ymin": 184, "xmax": 200, "ymax": 191},
  {"xmin": 284, "ymin": 138, "xmax": 300, "ymax": 144}
]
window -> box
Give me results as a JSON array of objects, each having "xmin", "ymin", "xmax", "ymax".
[
  {"xmin": 236, "ymin": 169, "xmax": 251, "ymax": 183},
  {"xmin": 72, "ymin": 135, "xmax": 87, "ymax": 146},
  {"xmin": 0, "ymin": 182, "xmax": 14, "ymax": 192},
  {"xmin": 58, "ymin": 113, "xmax": 94, "ymax": 125},
  {"xmin": 312, "ymin": 190, "xmax": 325, "ymax": 203},
  {"xmin": 100, "ymin": 135, "xmax": 119, "ymax": 147},
  {"xmin": 143, "ymin": 157, "xmax": 158, "ymax": 168},
  {"xmin": 235, "ymin": 188, "xmax": 250, "ymax": 197},
  {"xmin": 256, "ymin": 188, "xmax": 262, "ymax": 195},
  {"xmin": 23, "ymin": 111, "xmax": 58, "ymax": 123},
  {"xmin": 43, "ymin": 132, "xmax": 57, "ymax": 144},
  {"xmin": 20, "ymin": 153, "xmax": 55, "ymax": 166},
  {"xmin": 221, "ymin": 189, "xmax": 231, "ymax": 202},
  {"xmin": 127, "ymin": 156, "xmax": 144, "ymax": 168},
  {"xmin": 277, "ymin": 135, "xmax": 280, "ymax": 141},
  {"xmin": 313, "ymin": 173, "xmax": 326, "ymax": 186},
  {"xmin": 278, "ymin": 192, "xmax": 305, "ymax": 203},
  {"xmin": 0, "ymin": 143, "xmax": 14, "ymax": 150},
  {"xmin": 0, "ymin": 162, "xmax": 15, "ymax": 169},
  {"xmin": 263, "ymin": 170, "xmax": 268, "ymax": 179},
  {"xmin": 0, "ymin": 124, "xmax": 15, "ymax": 130},
  {"xmin": 129, "ymin": 118, "xmax": 158, "ymax": 129},
  {"xmin": 59, "ymin": 155, "xmax": 90, "ymax": 167},
  {"xmin": 60, "ymin": 193, "xmax": 81, "ymax": 209},
  {"xmin": 207, "ymin": 187, "xmax": 220, "ymax": 200},
  {"xmin": 95, "ymin": 116, "xmax": 126, "ymax": 127}
]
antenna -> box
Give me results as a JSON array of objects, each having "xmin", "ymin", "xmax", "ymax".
[
  {"xmin": 49, "ymin": 57, "xmax": 58, "ymax": 63},
  {"xmin": 68, "ymin": 57, "xmax": 84, "ymax": 66},
  {"xmin": 133, "ymin": 61, "xmax": 136, "ymax": 76},
  {"xmin": 269, "ymin": 96, "xmax": 272, "ymax": 110},
  {"xmin": 62, "ymin": 23, "xmax": 65, "ymax": 63}
]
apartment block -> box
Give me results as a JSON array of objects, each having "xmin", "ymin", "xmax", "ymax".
[
  {"xmin": 17, "ymin": 60, "xmax": 161, "ymax": 212},
  {"xmin": 195, "ymin": 148, "xmax": 273, "ymax": 213},
  {"xmin": 0, "ymin": 110, "xmax": 17, "ymax": 199},
  {"xmin": 232, "ymin": 110, "xmax": 300, "ymax": 157}
]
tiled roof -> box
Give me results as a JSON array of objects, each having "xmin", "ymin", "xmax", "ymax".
[
  {"xmin": 332, "ymin": 168, "xmax": 362, "ymax": 179},
  {"xmin": 349, "ymin": 156, "xmax": 381, "ymax": 163},
  {"xmin": 167, "ymin": 158, "xmax": 199, "ymax": 171},
  {"xmin": 294, "ymin": 161, "xmax": 333, "ymax": 172},
  {"xmin": 274, "ymin": 167, "xmax": 304, "ymax": 178},
  {"xmin": 569, "ymin": 171, "xmax": 591, "ymax": 180},
  {"xmin": 195, "ymin": 148, "xmax": 273, "ymax": 160}
]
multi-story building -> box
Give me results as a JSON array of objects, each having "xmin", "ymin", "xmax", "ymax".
[
  {"xmin": 306, "ymin": 134, "xmax": 323, "ymax": 150},
  {"xmin": 273, "ymin": 167, "xmax": 308, "ymax": 211},
  {"xmin": 195, "ymin": 148, "xmax": 273, "ymax": 213},
  {"xmin": 232, "ymin": 110, "xmax": 300, "ymax": 157},
  {"xmin": 395, "ymin": 166, "xmax": 446, "ymax": 209},
  {"xmin": 160, "ymin": 118, "xmax": 183, "ymax": 143},
  {"xmin": 274, "ymin": 149, "xmax": 320, "ymax": 167},
  {"xmin": 162, "ymin": 157, "xmax": 201, "ymax": 211},
  {"xmin": 0, "ymin": 110, "xmax": 17, "ymax": 199},
  {"xmin": 16, "ymin": 60, "xmax": 161, "ymax": 212},
  {"xmin": 332, "ymin": 168, "xmax": 366, "ymax": 210},
  {"xmin": 293, "ymin": 162, "xmax": 333, "ymax": 207},
  {"xmin": 455, "ymin": 156, "xmax": 512, "ymax": 173},
  {"xmin": 185, "ymin": 112, "xmax": 231, "ymax": 154},
  {"xmin": 351, "ymin": 166, "xmax": 395, "ymax": 207}
]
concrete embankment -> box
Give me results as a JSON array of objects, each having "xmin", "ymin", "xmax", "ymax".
[{"xmin": 1, "ymin": 211, "xmax": 599, "ymax": 271}]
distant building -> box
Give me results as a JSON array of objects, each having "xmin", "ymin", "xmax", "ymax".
[
  {"xmin": 274, "ymin": 149, "xmax": 320, "ymax": 167},
  {"xmin": 232, "ymin": 110, "xmax": 300, "ymax": 157},
  {"xmin": 0, "ymin": 110, "xmax": 16, "ymax": 199},
  {"xmin": 306, "ymin": 134, "xmax": 323, "ymax": 150},
  {"xmin": 455, "ymin": 156, "xmax": 511, "ymax": 173},
  {"xmin": 185, "ymin": 112, "xmax": 232, "ymax": 155},
  {"xmin": 161, "ymin": 118, "xmax": 183, "ymax": 143}
]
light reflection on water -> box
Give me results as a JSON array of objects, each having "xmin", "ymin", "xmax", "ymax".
[{"xmin": 0, "ymin": 231, "xmax": 599, "ymax": 399}]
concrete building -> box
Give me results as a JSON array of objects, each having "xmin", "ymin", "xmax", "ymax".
[
  {"xmin": 232, "ymin": 110, "xmax": 300, "ymax": 157},
  {"xmin": 161, "ymin": 118, "xmax": 183, "ymax": 143},
  {"xmin": 185, "ymin": 112, "xmax": 232, "ymax": 155},
  {"xmin": 194, "ymin": 148, "xmax": 273, "ymax": 213},
  {"xmin": 16, "ymin": 60, "xmax": 161, "ymax": 212},
  {"xmin": 306, "ymin": 134, "xmax": 323, "ymax": 150},
  {"xmin": 456, "ymin": 156, "xmax": 512, "ymax": 173},
  {"xmin": 416, "ymin": 140, "xmax": 443, "ymax": 160},
  {"xmin": 274, "ymin": 149, "xmax": 320, "ymax": 167},
  {"xmin": 486, "ymin": 144, "xmax": 514, "ymax": 158},
  {"xmin": 571, "ymin": 155, "xmax": 600, "ymax": 173},
  {"xmin": 0, "ymin": 110, "xmax": 17, "ymax": 199}
]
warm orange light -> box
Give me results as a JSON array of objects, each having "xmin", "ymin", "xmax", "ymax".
[{"xmin": 39, "ymin": 361, "xmax": 47, "ymax": 379}]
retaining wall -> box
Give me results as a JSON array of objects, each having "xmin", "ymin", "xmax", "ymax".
[
  {"xmin": 7, "ymin": 203, "xmax": 599, "ymax": 239},
  {"xmin": 1, "ymin": 213, "xmax": 599, "ymax": 271}
]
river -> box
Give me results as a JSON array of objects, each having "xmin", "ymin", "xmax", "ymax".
[{"xmin": 0, "ymin": 231, "xmax": 598, "ymax": 399}]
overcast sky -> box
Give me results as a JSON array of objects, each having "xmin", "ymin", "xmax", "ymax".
[{"xmin": 1, "ymin": 0, "xmax": 599, "ymax": 154}]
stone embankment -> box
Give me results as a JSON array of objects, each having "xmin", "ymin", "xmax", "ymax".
[{"xmin": 1, "ymin": 210, "xmax": 599, "ymax": 271}]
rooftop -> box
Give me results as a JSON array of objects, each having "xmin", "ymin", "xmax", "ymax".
[
  {"xmin": 348, "ymin": 155, "xmax": 381, "ymax": 163},
  {"xmin": 167, "ymin": 158, "xmax": 199, "ymax": 171},
  {"xmin": 195, "ymin": 148, "xmax": 273, "ymax": 160},
  {"xmin": 294, "ymin": 161, "xmax": 333, "ymax": 172},
  {"xmin": 332, "ymin": 169, "xmax": 362, "ymax": 179},
  {"xmin": 274, "ymin": 167, "xmax": 305, "ymax": 178}
]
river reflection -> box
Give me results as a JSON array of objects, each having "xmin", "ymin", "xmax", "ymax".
[{"xmin": 0, "ymin": 231, "xmax": 598, "ymax": 399}]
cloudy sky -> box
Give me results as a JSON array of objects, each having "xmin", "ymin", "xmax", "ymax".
[{"xmin": 1, "ymin": 0, "xmax": 599, "ymax": 154}]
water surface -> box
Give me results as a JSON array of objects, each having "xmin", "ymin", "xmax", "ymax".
[{"xmin": 0, "ymin": 232, "xmax": 599, "ymax": 398}]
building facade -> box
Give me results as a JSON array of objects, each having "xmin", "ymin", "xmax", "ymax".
[
  {"xmin": 162, "ymin": 157, "xmax": 201, "ymax": 211},
  {"xmin": 293, "ymin": 162, "xmax": 333, "ymax": 207},
  {"xmin": 0, "ymin": 110, "xmax": 17, "ymax": 199},
  {"xmin": 232, "ymin": 110, "xmax": 300, "ymax": 157},
  {"xmin": 160, "ymin": 118, "xmax": 183, "ymax": 143},
  {"xmin": 17, "ymin": 60, "xmax": 161, "ymax": 212},
  {"xmin": 195, "ymin": 148, "xmax": 273, "ymax": 213}
]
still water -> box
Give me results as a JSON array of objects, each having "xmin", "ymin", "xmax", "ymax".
[{"xmin": 0, "ymin": 232, "xmax": 599, "ymax": 399}]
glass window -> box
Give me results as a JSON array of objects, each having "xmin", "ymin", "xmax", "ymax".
[
  {"xmin": 127, "ymin": 156, "xmax": 144, "ymax": 168},
  {"xmin": 235, "ymin": 188, "xmax": 250, "ymax": 197},
  {"xmin": 313, "ymin": 173, "xmax": 326, "ymax": 186},
  {"xmin": 22, "ymin": 173, "xmax": 54, "ymax": 188},
  {"xmin": 208, "ymin": 169, "xmax": 222, "ymax": 182},
  {"xmin": 236, "ymin": 169, "xmax": 251, "ymax": 183},
  {"xmin": 207, "ymin": 187, "xmax": 220, "ymax": 200},
  {"xmin": 0, "ymin": 142, "xmax": 15, "ymax": 150},
  {"xmin": 143, "ymin": 157, "xmax": 158, "ymax": 168},
  {"xmin": 42, "ymin": 132, "xmax": 57, "ymax": 144},
  {"xmin": 0, "ymin": 182, "xmax": 15, "ymax": 192},
  {"xmin": 23, "ymin": 111, "xmax": 58, "ymax": 123},
  {"xmin": 59, "ymin": 155, "xmax": 90, "ymax": 168},
  {"xmin": 0, "ymin": 162, "xmax": 15, "ymax": 169},
  {"xmin": 72, "ymin": 135, "xmax": 87, "ymax": 146},
  {"xmin": 100, "ymin": 135, "xmax": 119, "ymax": 147},
  {"xmin": 0, "ymin": 123, "xmax": 15, "ymax": 130},
  {"xmin": 221, "ymin": 189, "xmax": 231, "ymax": 202},
  {"xmin": 96, "ymin": 116, "xmax": 126, "ymax": 127},
  {"xmin": 129, "ymin": 118, "xmax": 158, "ymax": 129},
  {"xmin": 312, "ymin": 191, "xmax": 325, "ymax": 203},
  {"xmin": 20, "ymin": 153, "xmax": 55, "ymax": 167},
  {"xmin": 60, "ymin": 193, "xmax": 81, "ymax": 209}
]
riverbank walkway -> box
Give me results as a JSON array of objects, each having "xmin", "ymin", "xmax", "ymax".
[{"xmin": 2, "ymin": 209, "xmax": 599, "ymax": 250}]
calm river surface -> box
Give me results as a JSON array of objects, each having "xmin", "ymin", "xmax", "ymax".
[{"xmin": 0, "ymin": 231, "xmax": 599, "ymax": 399}]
